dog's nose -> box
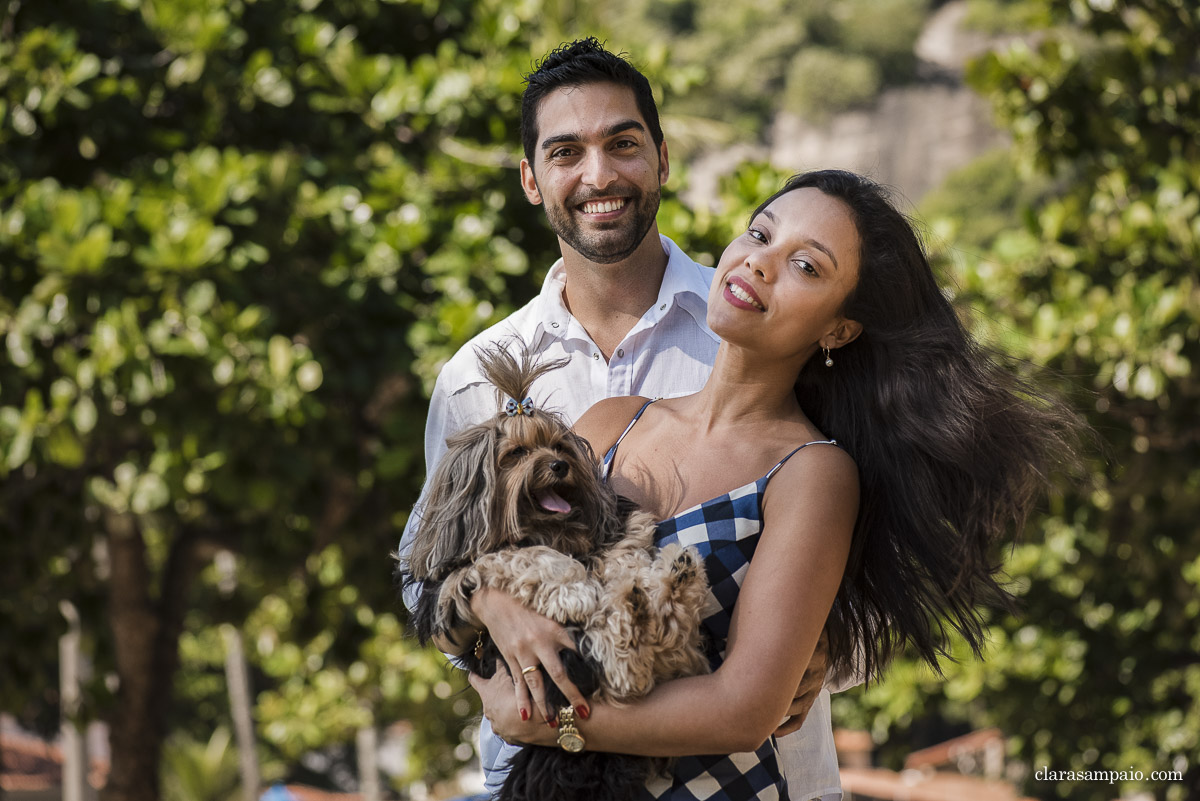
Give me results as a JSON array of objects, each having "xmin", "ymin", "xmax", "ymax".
[{"xmin": 549, "ymin": 459, "xmax": 568, "ymax": 478}]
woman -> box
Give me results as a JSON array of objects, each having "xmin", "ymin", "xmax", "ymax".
[{"xmin": 464, "ymin": 170, "xmax": 1077, "ymax": 799}]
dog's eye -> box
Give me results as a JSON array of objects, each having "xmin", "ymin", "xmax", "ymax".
[{"xmin": 506, "ymin": 446, "xmax": 527, "ymax": 460}]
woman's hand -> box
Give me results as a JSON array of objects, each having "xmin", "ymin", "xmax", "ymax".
[
  {"xmin": 470, "ymin": 586, "xmax": 590, "ymax": 726},
  {"xmin": 469, "ymin": 664, "xmax": 559, "ymax": 747},
  {"xmin": 773, "ymin": 629, "xmax": 829, "ymax": 737}
]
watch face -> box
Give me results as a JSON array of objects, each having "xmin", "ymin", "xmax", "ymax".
[{"xmin": 559, "ymin": 732, "xmax": 585, "ymax": 753}]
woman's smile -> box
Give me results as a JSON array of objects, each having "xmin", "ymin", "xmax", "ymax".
[{"xmin": 724, "ymin": 276, "xmax": 766, "ymax": 311}]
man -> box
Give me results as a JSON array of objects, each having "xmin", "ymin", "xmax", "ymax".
[{"xmin": 399, "ymin": 38, "xmax": 844, "ymax": 800}]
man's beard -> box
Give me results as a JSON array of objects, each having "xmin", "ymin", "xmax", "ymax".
[{"xmin": 543, "ymin": 185, "xmax": 661, "ymax": 265}]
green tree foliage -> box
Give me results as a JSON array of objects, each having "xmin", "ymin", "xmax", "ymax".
[
  {"xmin": 161, "ymin": 727, "xmax": 241, "ymax": 801},
  {"xmin": 833, "ymin": 2, "xmax": 1199, "ymax": 799},
  {"xmin": 0, "ymin": 0, "xmax": 560, "ymax": 798},
  {"xmin": 783, "ymin": 47, "xmax": 881, "ymax": 121},
  {"xmin": 174, "ymin": 546, "xmax": 477, "ymax": 790},
  {"xmin": 592, "ymin": 0, "xmax": 931, "ymax": 136}
]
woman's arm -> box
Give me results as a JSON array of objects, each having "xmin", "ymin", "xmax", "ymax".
[{"xmin": 473, "ymin": 443, "xmax": 858, "ymax": 754}]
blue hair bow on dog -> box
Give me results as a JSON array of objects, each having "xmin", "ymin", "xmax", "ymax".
[{"xmin": 505, "ymin": 396, "xmax": 534, "ymax": 417}]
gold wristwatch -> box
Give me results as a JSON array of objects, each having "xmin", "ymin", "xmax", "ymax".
[{"xmin": 556, "ymin": 706, "xmax": 585, "ymax": 752}]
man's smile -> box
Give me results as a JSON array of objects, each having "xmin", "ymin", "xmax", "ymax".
[
  {"xmin": 580, "ymin": 198, "xmax": 628, "ymax": 214},
  {"xmin": 575, "ymin": 196, "xmax": 631, "ymax": 221}
]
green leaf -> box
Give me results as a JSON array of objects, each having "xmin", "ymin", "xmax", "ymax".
[{"xmin": 268, "ymin": 335, "xmax": 293, "ymax": 379}]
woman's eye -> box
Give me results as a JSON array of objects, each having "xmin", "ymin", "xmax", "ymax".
[
  {"xmin": 793, "ymin": 259, "xmax": 817, "ymax": 276},
  {"xmin": 748, "ymin": 227, "xmax": 767, "ymax": 243}
]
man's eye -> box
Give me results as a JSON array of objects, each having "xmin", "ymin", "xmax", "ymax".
[{"xmin": 550, "ymin": 148, "xmax": 574, "ymax": 159}]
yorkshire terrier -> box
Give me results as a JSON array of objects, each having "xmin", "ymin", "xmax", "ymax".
[{"xmin": 400, "ymin": 344, "xmax": 710, "ymax": 801}]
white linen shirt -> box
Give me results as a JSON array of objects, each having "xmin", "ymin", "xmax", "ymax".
[
  {"xmin": 399, "ymin": 235, "xmax": 843, "ymax": 801},
  {"xmin": 418, "ymin": 236, "xmax": 718, "ymax": 471}
]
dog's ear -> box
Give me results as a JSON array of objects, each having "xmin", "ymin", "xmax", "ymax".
[
  {"xmin": 561, "ymin": 427, "xmax": 624, "ymax": 544},
  {"xmin": 406, "ymin": 423, "xmax": 500, "ymax": 580}
]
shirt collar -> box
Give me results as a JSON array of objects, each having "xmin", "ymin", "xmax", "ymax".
[
  {"xmin": 657, "ymin": 235, "xmax": 718, "ymax": 341},
  {"xmin": 532, "ymin": 260, "xmax": 571, "ymax": 347},
  {"xmin": 535, "ymin": 234, "xmax": 718, "ymax": 345}
]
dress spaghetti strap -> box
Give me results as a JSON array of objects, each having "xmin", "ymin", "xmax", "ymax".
[
  {"xmin": 763, "ymin": 439, "xmax": 838, "ymax": 482},
  {"xmin": 601, "ymin": 398, "xmax": 658, "ymax": 482}
]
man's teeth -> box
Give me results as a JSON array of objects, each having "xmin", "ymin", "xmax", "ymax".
[
  {"xmin": 729, "ymin": 282, "xmax": 764, "ymax": 310},
  {"xmin": 582, "ymin": 199, "xmax": 626, "ymax": 214}
]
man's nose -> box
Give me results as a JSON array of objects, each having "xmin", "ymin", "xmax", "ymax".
[{"xmin": 580, "ymin": 150, "xmax": 617, "ymax": 189}]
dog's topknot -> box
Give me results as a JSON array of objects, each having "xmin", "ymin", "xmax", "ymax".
[{"xmin": 477, "ymin": 341, "xmax": 569, "ymax": 415}]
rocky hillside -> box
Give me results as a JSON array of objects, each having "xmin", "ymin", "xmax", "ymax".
[{"xmin": 686, "ymin": 1, "xmax": 1026, "ymax": 207}]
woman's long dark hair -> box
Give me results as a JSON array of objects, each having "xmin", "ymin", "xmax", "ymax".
[{"xmin": 762, "ymin": 170, "xmax": 1081, "ymax": 684}]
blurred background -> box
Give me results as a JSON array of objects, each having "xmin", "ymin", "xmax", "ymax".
[{"xmin": 0, "ymin": 0, "xmax": 1196, "ymax": 800}]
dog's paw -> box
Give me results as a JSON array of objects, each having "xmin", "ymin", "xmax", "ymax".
[
  {"xmin": 668, "ymin": 546, "xmax": 699, "ymax": 582},
  {"xmin": 642, "ymin": 544, "xmax": 708, "ymax": 612}
]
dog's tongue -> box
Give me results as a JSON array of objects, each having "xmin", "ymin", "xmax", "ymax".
[{"xmin": 536, "ymin": 489, "xmax": 572, "ymax": 514}]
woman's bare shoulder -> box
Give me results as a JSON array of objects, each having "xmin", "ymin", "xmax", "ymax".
[
  {"xmin": 763, "ymin": 440, "xmax": 860, "ymax": 532},
  {"xmin": 573, "ymin": 396, "xmax": 654, "ymax": 457},
  {"xmin": 783, "ymin": 438, "xmax": 858, "ymax": 488}
]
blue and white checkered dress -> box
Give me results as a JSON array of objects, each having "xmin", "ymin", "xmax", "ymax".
[{"xmin": 603, "ymin": 399, "xmax": 836, "ymax": 801}]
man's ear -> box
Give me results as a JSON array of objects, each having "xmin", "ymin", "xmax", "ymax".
[
  {"xmin": 520, "ymin": 159, "xmax": 543, "ymax": 205},
  {"xmin": 822, "ymin": 318, "xmax": 863, "ymax": 350},
  {"xmin": 658, "ymin": 140, "xmax": 670, "ymax": 186}
]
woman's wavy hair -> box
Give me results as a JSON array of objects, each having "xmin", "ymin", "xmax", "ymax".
[{"xmin": 762, "ymin": 170, "xmax": 1082, "ymax": 684}]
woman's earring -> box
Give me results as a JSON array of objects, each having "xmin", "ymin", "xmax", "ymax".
[{"xmin": 823, "ymin": 346, "xmax": 833, "ymax": 368}]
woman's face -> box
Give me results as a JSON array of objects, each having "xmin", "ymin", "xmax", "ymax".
[{"xmin": 707, "ymin": 187, "xmax": 863, "ymax": 361}]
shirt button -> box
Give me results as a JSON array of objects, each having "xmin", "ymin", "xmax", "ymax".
[
  {"xmin": 593, "ymin": 353, "xmax": 600, "ymax": 360},
  {"xmin": 659, "ymin": 303, "xmax": 667, "ymax": 311},
  {"xmin": 551, "ymin": 321, "xmax": 559, "ymax": 328},
  {"xmin": 616, "ymin": 349, "xmax": 624, "ymax": 358}
]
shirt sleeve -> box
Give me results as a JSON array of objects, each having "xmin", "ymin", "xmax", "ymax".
[{"xmin": 396, "ymin": 369, "xmax": 465, "ymax": 612}]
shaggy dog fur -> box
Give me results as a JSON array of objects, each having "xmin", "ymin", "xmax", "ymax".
[{"xmin": 400, "ymin": 345, "xmax": 710, "ymax": 801}]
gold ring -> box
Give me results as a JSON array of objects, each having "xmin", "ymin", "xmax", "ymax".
[{"xmin": 521, "ymin": 665, "xmax": 539, "ymax": 676}]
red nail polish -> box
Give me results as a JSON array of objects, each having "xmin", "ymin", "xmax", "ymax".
[
  {"xmin": 520, "ymin": 709, "xmax": 529, "ymax": 721},
  {"xmin": 576, "ymin": 705, "xmax": 590, "ymax": 719}
]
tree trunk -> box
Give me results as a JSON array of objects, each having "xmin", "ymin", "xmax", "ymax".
[{"xmin": 101, "ymin": 512, "xmax": 198, "ymax": 801}]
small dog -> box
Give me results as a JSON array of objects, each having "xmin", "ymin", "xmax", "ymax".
[{"xmin": 400, "ymin": 344, "xmax": 710, "ymax": 801}]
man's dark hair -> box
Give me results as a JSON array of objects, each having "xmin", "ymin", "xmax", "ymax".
[{"xmin": 520, "ymin": 37, "xmax": 664, "ymax": 165}]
